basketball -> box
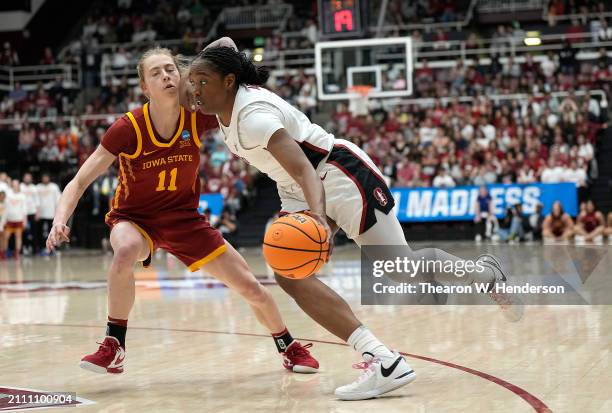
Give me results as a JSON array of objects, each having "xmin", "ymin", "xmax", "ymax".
[{"xmin": 263, "ymin": 213, "xmax": 330, "ymax": 279}]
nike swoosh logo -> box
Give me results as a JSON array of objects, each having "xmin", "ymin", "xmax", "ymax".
[
  {"xmin": 320, "ymin": 172, "xmax": 328, "ymax": 181},
  {"xmin": 143, "ymin": 150, "xmax": 159, "ymax": 156},
  {"xmin": 380, "ymin": 356, "xmax": 403, "ymax": 377}
]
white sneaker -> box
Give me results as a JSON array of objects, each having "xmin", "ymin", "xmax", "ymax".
[
  {"xmin": 477, "ymin": 254, "xmax": 524, "ymax": 322},
  {"xmin": 334, "ymin": 352, "xmax": 416, "ymax": 401}
]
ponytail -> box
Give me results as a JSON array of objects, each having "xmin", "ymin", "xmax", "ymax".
[{"xmin": 193, "ymin": 46, "xmax": 270, "ymax": 86}]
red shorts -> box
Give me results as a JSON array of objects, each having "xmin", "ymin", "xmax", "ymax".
[
  {"xmin": 5, "ymin": 221, "xmax": 24, "ymax": 231},
  {"xmin": 105, "ymin": 209, "xmax": 226, "ymax": 272}
]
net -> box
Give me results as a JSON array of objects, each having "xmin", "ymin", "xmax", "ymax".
[{"xmin": 347, "ymin": 85, "xmax": 373, "ymax": 117}]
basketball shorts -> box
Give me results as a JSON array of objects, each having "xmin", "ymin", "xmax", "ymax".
[
  {"xmin": 105, "ymin": 208, "xmax": 226, "ymax": 272},
  {"xmin": 5, "ymin": 221, "xmax": 24, "ymax": 232},
  {"xmin": 279, "ymin": 138, "xmax": 398, "ymax": 242}
]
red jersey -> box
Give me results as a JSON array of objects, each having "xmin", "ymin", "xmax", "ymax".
[{"xmin": 101, "ymin": 103, "xmax": 218, "ymax": 219}]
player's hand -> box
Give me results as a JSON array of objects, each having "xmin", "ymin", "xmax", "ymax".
[
  {"xmin": 46, "ymin": 223, "xmax": 71, "ymax": 251},
  {"xmin": 304, "ymin": 211, "xmax": 334, "ymax": 262}
]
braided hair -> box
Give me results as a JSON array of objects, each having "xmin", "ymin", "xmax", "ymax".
[{"xmin": 193, "ymin": 46, "xmax": 269, "ymax": 86}]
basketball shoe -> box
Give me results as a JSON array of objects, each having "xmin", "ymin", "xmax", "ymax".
[
  {"xmin": 477, "ymin": 254, "xmax": 524, "ymax": 322},
  {"xmin": 282, "ymin": 341, "xmax": 319, "ymax": 373},
  {"xmin": 334, "ymin": 351, "xmax": 416, "ymax": 400},
  {"xmin": 79, "ymin": 336, "xmax": 125, "ymax": 374}
]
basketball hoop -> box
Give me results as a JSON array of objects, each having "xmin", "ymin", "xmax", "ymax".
[{"xmin": 347, "ymin": 85, "xmax": 373, "ymax": 117}]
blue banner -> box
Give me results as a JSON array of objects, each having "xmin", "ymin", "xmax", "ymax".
[
  {"xmin": 391, "ymin": 183, "xmax": 577, "ymax": 222},
  {"xmin": 198, "ymin": 193, "xmax": 224, "ymax": 219}
]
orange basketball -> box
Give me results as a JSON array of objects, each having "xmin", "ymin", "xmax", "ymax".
[{"xmin": 263, "ymin": 213, "xmax": 329, "ymax": 279}]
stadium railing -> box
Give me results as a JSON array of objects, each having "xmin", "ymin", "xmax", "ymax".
[
  {"xmin": 368, "ymin": 0, "xmax": 478, "ymax": 34},
  {"xmin": 393, "ymin": 89, "xmax": 607, "ymax": 108},
  {"xmin": 0, "ymin": 64, "xmax": 81, "ymax": 92},
  {"xmin": 479, "ymin": 0, "xmax": 545, "ymax": 14},
  {"xmin": 214, "ymin": 3, "xmax": 293, "ymax": 30}
]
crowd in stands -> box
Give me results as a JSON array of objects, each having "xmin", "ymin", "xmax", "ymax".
[
  {"xmin": 547, "ymin": 0, "xmax": 611, "ymax": 26},
  {"xmin": 0, "ymin": 0, "xmax": 610, "ymax": 240},
  {"xmin": 1, "ymin": 46, "xmax": 609, "ymax": 220},
  {"xmin": 358, "ymin": 39, "xmax": 609, "ymax": 196},
  {"xmin": 474, "ymin": 187, "xmax": 612, "ymax": 245}
]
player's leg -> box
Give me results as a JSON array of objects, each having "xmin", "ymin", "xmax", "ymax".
[
  {"xmin": 166, "ymin": 213, "xmax": 319, "ymax": 373},
  {"xmin": 274, "ymin": 270, "xmax": 361, "ymax": 341},
  {"xmin": 4, "ymin": 229, "xmax": 14, "ymax": 258},
  {"xmin": 0, "ymin": 229, "xmax": 5, "ymax": 259},
  {"xmin": 201, "ymin": 241, "xmax": 319, "ymax": 373},
  {"xmin": 203, "ymin": 241, "xmax": 284, "ymax": 332},
  {"xmin": 107, "ymin": 221, "xmax": 149, "ymax": 320},
  {"xmin": 14, "ymin": 227, "xmax": 23, "ymax": 258},
  {"xmin": 80, "ymin": 221, "xmax": 150, "ymax": 374}
]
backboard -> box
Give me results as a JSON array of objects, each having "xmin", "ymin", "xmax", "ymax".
[{"xmin": 315, "ymin": 37, "xmax": 413, "ymax": 101}]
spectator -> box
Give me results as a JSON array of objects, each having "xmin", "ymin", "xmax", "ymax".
[
  {"xmin": 432, "ymin": 168, "xmax": 455, "ymax": 188},
  {"xmin": 574, "ymin": 200, "xmax": 605, "ymax": 244},
  {"xmin": 473, "ymin": 185, "xmax": 496, "ymax": 242},
  {"xmin": 527, "ymin": 202, "xmax": 545, "ymax": 241},
  {"xmin": 542, "ymin": 201, "xmax": 574, "ymax": 242},
  {"xmin": 301, "ymin": 19, "xmax": 318, "ymax": 46},
  {"xmin": 605, "ymin": 212, "xmax": 612, "ymax": 243},
  {"xmin": 2, "ymin": 42, "xmax": 20, "ymax": 66},
  {"xmin": 540, "ymin": 52, "xmax": 558, "ymax": 79},
  {"xmin": 540, "ymin": 158, "xmax": 564, "ymax": 183},
  {"xmin": 40, "ymin": 47, "xmax": 56, "ymax": 65},
  {"xmin": 597, "ymin": 18, "xmax": 612, "ymax": 44},
  {"xmin": 576, "ymin": 134, "xmax": 594, "ymax": 161},
  {"xmin": 215, "ymin": 208, "xmax": 238, "ymax": 247},
  {"xmin": 36, "ymin": 173, "xmax": 61, "ymax": 253},
  {"xmin": 21, "ymin": 173, "xmax": 40, "ymax": 255},
  {"xmin": 559, "ymin": 40, "xmax": 577, "ymax": 75},
  {"xmin": 1, "ymin": 180, "xmax": 27, "ymax": 259},
  {"xmin": 563, "ymin": 158, "xmax": 588, "ymax": 203},
  {"xmin": 493, "ymin": 204, "xmax": 523, "ymax": 242},
  {"xmin": 0, "ymin": 191, "xmax": 5, "ymax": 258}
]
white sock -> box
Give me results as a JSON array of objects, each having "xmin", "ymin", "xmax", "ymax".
[{"xmin": 347, "ymin": 326, "xmax": 394, "ymax": 359}]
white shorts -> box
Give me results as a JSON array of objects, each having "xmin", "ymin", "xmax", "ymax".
[{"xmin": 279, "ymin": 139, "xmax": 403, "ymax": 243}]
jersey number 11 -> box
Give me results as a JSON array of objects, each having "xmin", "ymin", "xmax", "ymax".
[{"xmin": 156, "ymin": 168, "xmax": 178, "ymax": 191}]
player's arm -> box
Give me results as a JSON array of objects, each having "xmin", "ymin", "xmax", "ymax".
[
  {"xmin": 47, "ymin": 145, "xmax": 116, "ymax": 250},
  {"xmin": 266, "ymin": 129, "xmax": 331, "ymax": 237}
]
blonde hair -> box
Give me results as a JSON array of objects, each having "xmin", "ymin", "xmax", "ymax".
[{"xmin": 137, "ymin": 46, "xmax": 180, "ymax": 82}]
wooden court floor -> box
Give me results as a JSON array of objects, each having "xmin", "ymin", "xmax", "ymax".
[{"xmin": 0, "ymin": 242, "xmax": 610, "ymax": 412}]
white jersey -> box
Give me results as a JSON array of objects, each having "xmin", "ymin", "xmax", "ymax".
[
  {"xmin": 217, "ymin": 85, "xmax": 334, "ymax": 191},
  {"xmin": 37, "ymin": 182, "xmax": 61, "ymax": 220},
  {"xmin": 4, "ymin": 192, "xmax": 27, "ymax": 222},
  {"xmin": 21, "ymin": 183, "xmax": 39, "ymax": 215}
]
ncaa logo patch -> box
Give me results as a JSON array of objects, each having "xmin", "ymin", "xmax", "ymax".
[
  {"xmin": 181, "ymin": 130, "xmax": 191, "ymax": 140},
  {"xmin": 373, "ymin": 187, "xmax": 388, "ymax": 206}
]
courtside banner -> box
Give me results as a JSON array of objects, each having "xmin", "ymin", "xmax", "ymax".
[
  {"xmin": 390, "ymin": 183, "xmax": 577, "ymax": 222},
  {"xmin": 198, "ymin": 193, "xmax": 224, "ymax": 217}
]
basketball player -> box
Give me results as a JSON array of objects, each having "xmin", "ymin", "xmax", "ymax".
[
  {"xmin": 46, "ymin": 47, "xmax": 318, "ymax": 376},
  {"xmin": 187, "ymin": 45, "xmax": 523, "ymax": 400}
]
